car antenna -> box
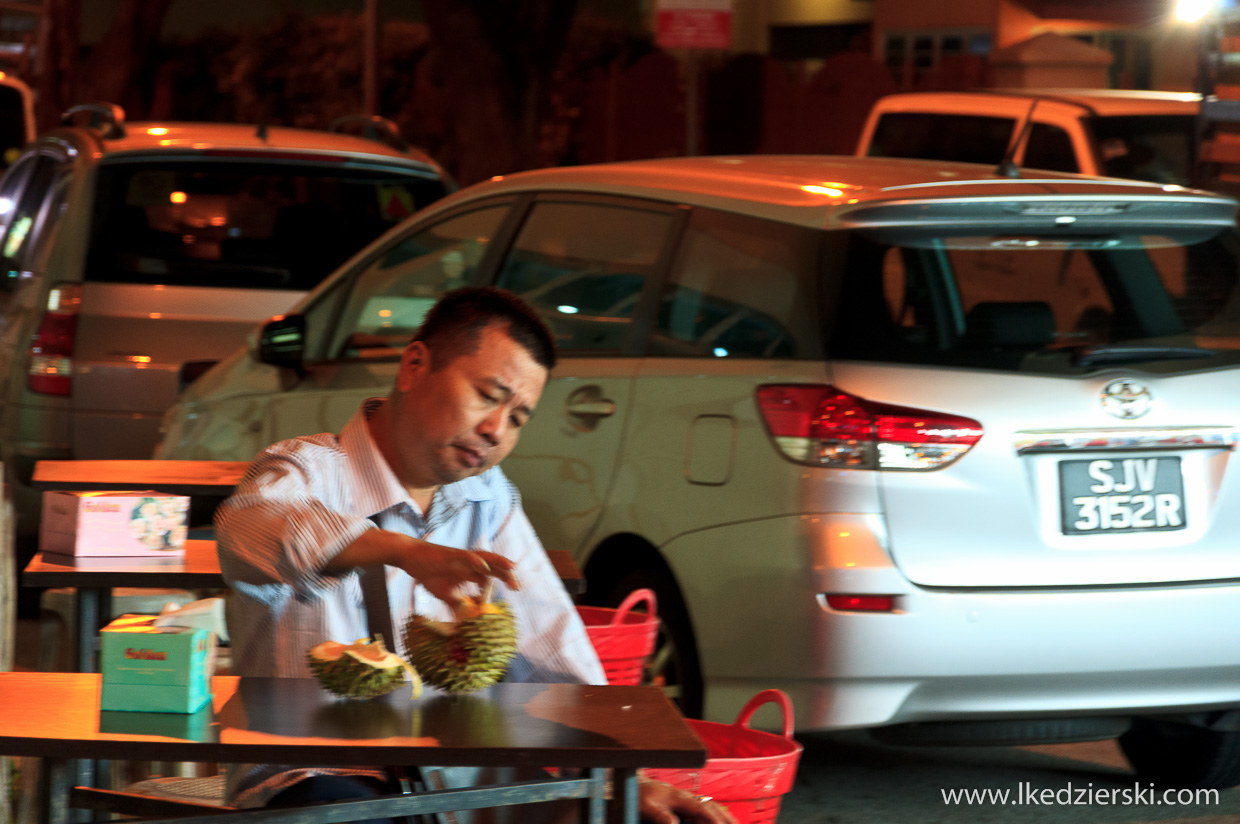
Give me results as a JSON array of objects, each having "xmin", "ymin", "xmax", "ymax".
[{"xmin": 996, "ymin": 99, "xmax": 1039, "ymax": 179}]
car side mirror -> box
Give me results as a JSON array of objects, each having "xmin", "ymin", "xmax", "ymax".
[{"xmin": 256, "ymin": 314, "xmax": 307, "ymax": 371}]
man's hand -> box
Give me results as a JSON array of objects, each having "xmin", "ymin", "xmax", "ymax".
[
  {"xmin": 328, "ymin": 529, "xmax": 520, "ymax": 613},
  {"xmin": 402, "ymin": 542, "xmax": 520, "ymax": 613},
  {"xmin": 638, "ymin": 777, "xmax": 738, "ymax": 824}
]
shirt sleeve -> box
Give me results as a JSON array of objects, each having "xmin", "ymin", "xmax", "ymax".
[
  {"xmin": 489, "ymin": 493, "xmax": 608, "ymax": 686},
  {"xmin": 215, "ymin": 438, "xmax": 375, "ymax": 599}
]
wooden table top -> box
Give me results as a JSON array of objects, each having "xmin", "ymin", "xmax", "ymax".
[
  {"xmin": 32, "ymin": 460, "xmax": 250, "ymax": 495},
  {"xmin": 21, "ymin": 540, "xmax": 226, "ymax": 589},
  {"xmin": 0, "ymin": 673, "xmax": 705, "ymax": 770},
  {"xmin": 22, "ymin": 540, "xmax": 585, "ymax": 595}
]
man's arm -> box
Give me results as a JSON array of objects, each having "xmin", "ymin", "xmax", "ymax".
[
  {"xmin": 216, "ymin": 441, "xmax": 514, "ymax": 605},
  {"xmin": 326, "ymin": 528, "xmax": 518, "ymax": 613}
]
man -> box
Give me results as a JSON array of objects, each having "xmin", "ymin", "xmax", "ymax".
[{"xmin": 216, "ymin": 286, "xmax": 733, "ymax": 824}]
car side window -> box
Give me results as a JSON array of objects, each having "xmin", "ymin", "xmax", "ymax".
[
  {"xmin": 1023, "ymin": 122, "xmax": 1079, "ymax": 173},
  {"xmin": 494, "ymin": 199, "xmax": 675, "ymax": 352},
  {"xmin": 327, "ymin": 204, "xmax": 510, "ymax": 361},
  {"xmin": 649, "ymin": 208, "xmax": 819, "ymax": 359}
]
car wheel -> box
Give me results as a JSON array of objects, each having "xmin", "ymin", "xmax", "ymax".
[
  {"xmin": 1119, "ymin": 718, "xmax": 1240, "ymax": 789},
  {"xmin": 605, "ymin": 569, "xmax": 703, "ymax": 719}
]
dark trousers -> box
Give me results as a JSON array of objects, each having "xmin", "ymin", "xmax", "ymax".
[{"xmin": 267, "ymin": 775, "xmax": 399, "ymax": 824}]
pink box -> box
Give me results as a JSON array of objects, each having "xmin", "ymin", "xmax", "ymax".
[{"xmin": 39, "ymin": 490, "xmax": 189, "ymax": 557}]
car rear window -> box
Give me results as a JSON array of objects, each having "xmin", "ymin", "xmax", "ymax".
[
  {"xmin": 85, "ymin": 160, "xmax": 448, "ymax": 291},
  {"xmin": 866, "ymin": 112, "xmax": 1015, "ymax": 165},
  {"xmin": 1090, "ymin": 114, "xmax": 1196, "ymax": 186},
  {"xmin": 0, "ymin": 83, "xmax": 28, "ymax": 169},
  {"xmin": 828, "ymin": 226, "xmax": 1240, "ymax": 375}
]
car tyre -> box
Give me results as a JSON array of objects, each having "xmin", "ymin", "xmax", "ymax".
[
  {"xmin": 1119, "ymin": 718, "xmax": 1240, "ymax": 789},
  {"xmin": 605, "ymin": 569, "xmax": 703, "ymax": 719}
]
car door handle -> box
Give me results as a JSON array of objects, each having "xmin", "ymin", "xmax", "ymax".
[
  {"xmin": 565, "ymin": 386, "xmax": 616, "ymax": 431},
  {"xmin": 566, "ymin": 399, "xmax": 616, "ymax": 417}
]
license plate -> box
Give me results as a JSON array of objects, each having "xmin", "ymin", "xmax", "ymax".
[{"xmin": 1059, "ymin": 457, "xmax": 1186, "ymax": 535}]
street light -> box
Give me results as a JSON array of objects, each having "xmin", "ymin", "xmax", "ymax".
[{"xmin": 1177, "ymin": 0, "xmax": 1219, "ymax": 23}]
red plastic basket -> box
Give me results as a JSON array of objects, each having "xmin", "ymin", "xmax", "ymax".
[
  {"xmin": 576, "ymin": 588, "xmax": 659, "ymax": 685},
  {"xmin": 644, "ymin": 689, "xmax": 803, "ymax": 824}
]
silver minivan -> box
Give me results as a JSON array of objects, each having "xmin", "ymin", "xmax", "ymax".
[
  {"xmin": 158, "ymin": 155, "xmax": 1240, "ymax": 788},
  {"xmin": 0, "ymin": 104, "xmax": 451, "ymax": 557}
]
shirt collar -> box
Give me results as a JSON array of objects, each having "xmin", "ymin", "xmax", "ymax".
[{"xmin": 338, "ymin": 398, "xmax": 497, "ymax": 519}]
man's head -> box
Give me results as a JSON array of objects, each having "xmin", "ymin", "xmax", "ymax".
[
  {"xmin": 372, "ymin": 287, "xmax": 557, "ymax": 500},
  {"xmin": 412, "ymin": 286, "xmax": 557, "ymax": 373}
]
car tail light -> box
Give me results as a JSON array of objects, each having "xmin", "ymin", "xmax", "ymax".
[
  {"xmin": 825, "ymin": 594, "xmax": 896, "ymax": 612},
  {"xmin": 755, "ymin": 384, "xmax": 983, "ymax": 470},
  {"xmin": 27, "ymin": 282, "xmax": 81, "ymax": 396}
]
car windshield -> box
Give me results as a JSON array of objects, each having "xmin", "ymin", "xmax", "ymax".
[
  {"xmin": 1090, "ymin": 114, "xmax": 1196, "ymax": 186},
  {"xmin": 86, "ymin": 159, "xmax": 448, "ymax": 291},
  {"xmin": 829, "ymin": 225, "xmax": 1240, "ymax": 375}
]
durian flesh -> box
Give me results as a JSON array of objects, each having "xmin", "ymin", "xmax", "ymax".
[
  {"xmin": 404, "ymin": 597, "xmax": 517, "ymax": 694},
  {"xmin": 307, "ymin": 637, "xmax": 422, "ymax": 700}
]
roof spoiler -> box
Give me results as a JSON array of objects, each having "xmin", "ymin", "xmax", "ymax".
[
  {"xmin": 328, "ymin": 115, "xmax": 410, "ymax": 153},
  {"xmin": 61, "ymin": 102, "xmax": 126, "ymax": 139}
]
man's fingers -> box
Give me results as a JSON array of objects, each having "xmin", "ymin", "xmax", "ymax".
[{"xmin": 475, "ymin": 551, "xmax": 521, "ymax": 590}]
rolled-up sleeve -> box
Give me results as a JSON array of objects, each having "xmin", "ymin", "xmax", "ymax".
[{"xmin": 216, "ymin": 439, "xmax": 374, "ymax": 600}]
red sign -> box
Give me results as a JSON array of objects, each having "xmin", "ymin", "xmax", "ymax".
[{"xmin": 656, "ymin": 0, "xmax": 731, "ymax": 50}]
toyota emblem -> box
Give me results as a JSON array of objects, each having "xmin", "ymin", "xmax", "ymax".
[{"xmin": 1100, "ymin": 378, "xmax": 1152, "ymax": 420}]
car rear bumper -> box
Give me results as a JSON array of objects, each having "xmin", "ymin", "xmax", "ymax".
[{"xmin": 670, "ymin": 515, "xmax": 1240, "ymax": 732}]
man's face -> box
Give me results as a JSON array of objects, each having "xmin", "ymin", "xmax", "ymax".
[{"xmin": 390, "ymin": 322, "xmax": 548, "ymax": 492}]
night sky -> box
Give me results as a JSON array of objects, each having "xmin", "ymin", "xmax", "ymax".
[{"xmin": 81, "ymin": 0, "xmax": 640, "ymax": 43}]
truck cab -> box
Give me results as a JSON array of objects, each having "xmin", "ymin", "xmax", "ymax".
[{"xmin": 856, "ymin": 88, "xmax": 1199, "ymax": 185}]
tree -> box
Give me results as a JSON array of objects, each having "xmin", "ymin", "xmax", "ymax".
[
  {"xmin": 420, "ymin": 0, "xmax": 579, "ymax": 185},
  {"xmin": 36, "ymin": 0, "xmax": 173, "ymax": 128}
]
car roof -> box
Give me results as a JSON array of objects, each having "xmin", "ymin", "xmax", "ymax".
[
  {"xmin": 872, "ymin": 88, "xmax": 1200, "ymax": 118},
  {"xmin": 457, "ymin": 155, "xmax": 1230, "ymax": 229},
  {"xmin": 47, "ymin": 118, "xmax": 443, "ymax": 172}
]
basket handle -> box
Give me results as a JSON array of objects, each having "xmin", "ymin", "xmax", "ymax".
[
  {"xmin": 611, "ymin": 588, "xmax": 657, "ymax": 625},
  {"xmin": 734, "ymin": 689, "xmax": 795, "ymax": 740}
]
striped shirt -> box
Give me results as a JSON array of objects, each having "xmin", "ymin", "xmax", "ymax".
[{"xmin": 215, "ymin": 397, "xmax": 606, "ymax": 807}]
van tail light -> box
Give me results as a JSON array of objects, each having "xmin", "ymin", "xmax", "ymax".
[
  {"xmin": 27, "ymin": 282, "xmax": 81, "ymax": 396},
  {"xmin": 755, "ymin": 384, "xmax": 983, "ymax": 471}
]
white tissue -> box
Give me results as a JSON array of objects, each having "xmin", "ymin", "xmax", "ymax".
[{"xmin": 153, "ymin": 596, "xmax": 230, "ymax": 643}]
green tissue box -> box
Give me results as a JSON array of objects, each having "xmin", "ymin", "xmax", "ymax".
[{"xmin": 100, "ymin": 614, "xmax": 214, "ymax": 713}]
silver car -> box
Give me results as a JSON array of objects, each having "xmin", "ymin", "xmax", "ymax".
[
  {"xmin": 157, "ymin": 155, "xmax": 1240, "ymax": 788},
  {"xmin": 0, "ymin": 104, "xmax": 451, "ymax": 556}
]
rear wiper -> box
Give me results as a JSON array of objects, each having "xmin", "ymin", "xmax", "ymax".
[{"xmin": 1073, "ymin": 344, "xmax": 1216, "ymax": 368}]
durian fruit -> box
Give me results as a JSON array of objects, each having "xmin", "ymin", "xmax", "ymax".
[
  {"xmin": 306, "ymin": 636, "xmax": 422, "ymax": 700},
  {"xmin": 404, "ymin": 596, "xmax": 518, "ymax": 694}
]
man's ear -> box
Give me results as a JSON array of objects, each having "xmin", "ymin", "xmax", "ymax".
[{"xmin": 396, "ymin": 340, "xmax": 430, "ymax": 392}]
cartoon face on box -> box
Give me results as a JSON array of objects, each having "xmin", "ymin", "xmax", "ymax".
[{"xmin": 40, "ymin": 490, "xmax": 190, "ymax": 557}]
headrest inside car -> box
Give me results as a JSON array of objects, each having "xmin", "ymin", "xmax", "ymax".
[{"xmin": 965, "ymin": 301, "xmax": 1055, "ymax": 349}]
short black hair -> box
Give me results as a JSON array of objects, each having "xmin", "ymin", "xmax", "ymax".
[{"xmin": 414, "ymin": 286, "xmax": 557, "ymax": 371}]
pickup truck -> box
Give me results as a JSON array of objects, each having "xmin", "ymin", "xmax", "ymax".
[{"xmin": 855, "ymin": 88, "xmax": 1199, "ymax": 185}]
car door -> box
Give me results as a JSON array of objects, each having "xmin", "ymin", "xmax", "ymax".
[
  {"xmin": 491, "ymin": 194, "xmax": 683, "ymax": 557},
  {"xmin": 255, "ymin": 199, "xmax": 520, "ymax": 445}
]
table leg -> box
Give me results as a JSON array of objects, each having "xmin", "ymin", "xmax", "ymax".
[
  {"xmin": 607, "ymin": 768, "xmax": 639, "ymax": 824},
  {"xmin": 38, "ymin": 757, "xmax": 77, "ymax": 824},
  {"xmin": 74, "ymin": 588, "xmax": 101, "ymax": 674},
  {"xmin": 71, "ymin": 588, "xmax": 102, "ymax": 802}
]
